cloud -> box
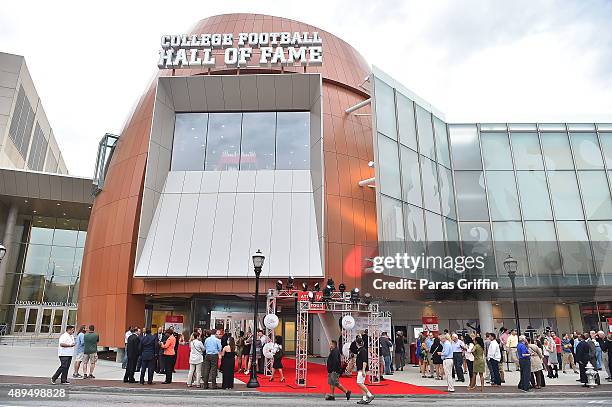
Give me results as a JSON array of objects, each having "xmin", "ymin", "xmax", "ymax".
[{"xmin": 0, "ymin": 1, "xmax": 610, "ymax": 176}]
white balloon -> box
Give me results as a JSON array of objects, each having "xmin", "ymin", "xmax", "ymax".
[
  {"xmin": 264, "ymin": 314, "xmax": 279, "ymax": 329},
  {"xmin": 342, "ymin": 342, "xmax": 351, "ymax": 359},
  {"xmin": 342, "ymin": 315, "xmax": 355, "ymax": 330},
  {"xmin": 263, "ymin": 342, "xmax": 276, "ymax": 359}
]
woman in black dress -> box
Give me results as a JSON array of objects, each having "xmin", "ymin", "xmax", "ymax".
[
  {"xmin": 270, "ymin": 336, "xmax": 285, "ymax": 382},
  {"xmin": 430, "ymin": 336, "xmax": 443, "ymax": 380},
  {"xmin": 221, "ymin": 337, "xmax": 236, "ymax": 389}
]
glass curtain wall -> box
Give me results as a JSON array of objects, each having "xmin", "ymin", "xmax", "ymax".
[
  {"xmin": 171, "ymin": 111, "xmax": 310, "ymax": 171},
  {"xmin": 449, "ymin": 123, "xmax": 612, "ymax": 286},
  {"xmin": 11, "ymin": 216, "xmax": 87, "ymax": 307},
  {"xmin": 373, "ymin": 76, "xmax": 456, "ymax": 279}
]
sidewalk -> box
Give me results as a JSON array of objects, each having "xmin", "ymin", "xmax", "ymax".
[{"xmin": 1, "ymin": 347, "xmax": 610, "ymax": 398}]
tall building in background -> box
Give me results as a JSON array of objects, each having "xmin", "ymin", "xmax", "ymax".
[
  {"xmin": 0, "ymin": 52, "xmax": 91, "ymax": 337},
  {"xmin": 0, "ymin": 52, "xmax": 68, "ymax": 174}
]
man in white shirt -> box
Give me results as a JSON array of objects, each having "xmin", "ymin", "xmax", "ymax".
[
  {"xmin": 122, "ymin": 326, "xmax": 132, "ymax": 369},
  {"xmin": 52, "ymin": 325, "xmax": 76, "ymax": 385},
  {"xmin": 487, "ymin": 333, "xmax": 502, "ymax": 386}
]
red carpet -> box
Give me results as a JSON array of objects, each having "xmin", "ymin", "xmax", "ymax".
[{"xmin": 235, "ymin": 358, "xmax": 445, "ymax": 395}]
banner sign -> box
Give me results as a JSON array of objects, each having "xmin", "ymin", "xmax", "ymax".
[
  {"xmin": 164, "ymin": 315, "xmax": 184, "ymax": 333},
  {"xmin": 158, "ymin": 32, "xmax": 323, "ymax": 69},
  {"xmin": 422, "ymin": 316, "xmax": 439, "ymax": 334}
]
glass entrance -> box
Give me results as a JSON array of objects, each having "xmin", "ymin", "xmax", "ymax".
[{"xmin": 12, "ymin": 306, "xmax": 76, "ymax": 335}]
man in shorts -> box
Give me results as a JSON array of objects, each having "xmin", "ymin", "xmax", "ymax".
[
  {"xmin": 355, "ymin": 337, "xmax": 374, "ymax": 404},
  {"xmin": 72, "ymin": 325, "xmax": 86, "ymax": 378},
  {"xmin": 325, "ymin": 340, "xmax": 351, "ymax": 401},
  {"xmin": 82, "ymin": 325, "xmax": 99, "ymax": 379}
]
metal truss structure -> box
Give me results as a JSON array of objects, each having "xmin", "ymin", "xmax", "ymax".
[{"xmin": 265, "ymin": 289, "xmax": 381, "ymax": 387}]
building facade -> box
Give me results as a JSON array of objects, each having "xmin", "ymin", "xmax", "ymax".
[
  {"xmin": 78, "ymin": 13, "xmax": 612, "ymax": 351},
  {"xmin": 0, "ymin": 53, "xmax": 91, "ymax": 337}
]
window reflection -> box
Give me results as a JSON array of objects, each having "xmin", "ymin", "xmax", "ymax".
[
  {"xmin": 421, "ymin": 157, "xmax": 439, "ymax": 213},
  {"xmin": 510, "ymin": 133, "xmax": 543, "ymax": 170},
  {"xmin": 240, "ymin": 112, "xmax": 275, "ymax": 170},
  {"xmin": 577, "ymin": 171, "xmax": 612, "ymax": 219},
  {"xmin": 516, "ymin": 171, "xmax": 552, "ymax": 220},
  {"xmin": 171, "ymin": 113, "xmax": 208, "ymax": 171},
  {"xmin": 547, "ymin": 171, "xmax": 584, "ymax": 220},
  {"xmin": 433, "ymin": 117, "xmax": 450, "ymax": 168},
  {"xmin": 454, "ymin": 171, "xmax": 489, "ymax": 221},
  {"xmin": 416, "ymin": 105, "xmax": 435, "ymax": 160},
  {"xmin": 205, "ymin": 113, "xmax": 242, "ymax": 171},
  {"xmin": 378, "ymin": 134, "xmax": 401, "ymax": 199},
  {"xmin": 524, "ymin": 221, "xmax": 562, "ymax": 275},
  {"xmin": 397, "ymin": 93, "xmax": 416, "ymax": 150},
  {"xmin": 374, "ymin": 78, "xmax": 397, "ymax": 139},
  {"xmin": 400, "ymin": 146, "xmax": 421, "ymax": 206},
  {"xmin": 541, "ymin": 132, "xmax": 574, "ymax": 170},
  {"xmin": 485, "ymin": 171, "xmax": 520, "ymax": 220},
  {"xmin": 481, "ymin": 132, "xmax": 512, "ymax": 170},
  {"xmin": 276, "ymin": 112, "xmax": 310, "ymax": 170},
  {"xmin": 569, "ymin": 133, "xmax": 604, "ymax": 169},
  {"xmin": 449, "ymin": 125, "xmax": 481, "ymax": 170}
]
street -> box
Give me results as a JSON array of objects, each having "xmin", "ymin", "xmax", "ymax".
[{"xmin": 1, "ymin": 392, "xmax": 612, "ymax": 406}]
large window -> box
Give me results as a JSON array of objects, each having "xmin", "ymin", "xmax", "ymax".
[
  {"xmin": 171, "ymin": 111, "xmax": 310, "ymax": 171},
  {"xmin": 540, "ymin": 132, "xmax": 574, "ymax": 170},
  {"xmin": 8, "ymin": 85, "xmax": 36, "ymax": 159},
  {"xmin": 378, "ymin": 134, "xmax": 401, "ymax": 199},
  {"xmin": 485, "ymin": 171, "xmax": 521, "ymax": 220},
  {"xmin": 570, "ymin": 133, "xmax": 604, "ymax": 169},
  {"xmin": 14, "ymin": 216, "xmax": 87, "ymax": 306},
  {"xmin": 516, "ymin": 171, "xmax": 552, "ymax": 220},
  {"xmin": 449, "ymin": 125, "xmax": 481, "ymax": 170},
  {"xmin": 416, "ymin": 105, "xmax": 435, "ymax": 160},
  {"xmin": 397, "ymin": 93, "xmax": 417, "ymax": 150},
  {"xmin": 547, "ymin": 171, "xmax": 584, "ymax": 220},
  {"xmin": 510, "ymin": 132, "xmax": 543, "ymax": 170},
  {"xmin": 481, "ymin": 132, "xmax": 513, "ymax": 170},
  {"xmin": 374, "ymin": 79, "xmax": 397, "ymax": 139},
  {"xmin": 454, "ymin": 171, "xmax": 489, "ymax": 221}
]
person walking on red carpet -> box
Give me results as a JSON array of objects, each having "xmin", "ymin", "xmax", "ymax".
[
  {"xmin": 355, "ymin": 337, "xmax": 374, "ymax": 404},
  {"xmin": 325, "ymin": 340, "xmax": 351, "ymax": 401}
]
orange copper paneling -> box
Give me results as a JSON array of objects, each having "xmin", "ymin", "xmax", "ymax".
[{"xmin": 79, "ymin": 13, "xmax": 375, "ymax": 347}]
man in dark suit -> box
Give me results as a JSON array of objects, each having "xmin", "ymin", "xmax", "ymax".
[
  {"xmin": 576, "ymin": 334, "xmax": 591, "ymax": 386},
  {"xmin": 123, "ymin": 328, "xmax": 140, "ymax": 383},
  {"xmin": 139, "ymin": 328, "xmax": 157, "ymax": 385}
]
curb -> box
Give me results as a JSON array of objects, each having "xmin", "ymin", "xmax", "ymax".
[{"xmin": 1, "ymin": 382, "xmax": 611, "ymax": 399}]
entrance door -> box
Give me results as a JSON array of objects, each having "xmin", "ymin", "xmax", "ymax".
[
  {"xmin": 13, "ymin": 306, "xmax": 74, "ymax": 335},
  {"xmin": 12, "ymin": 307, "xmax": 39, "ymax": 334}
]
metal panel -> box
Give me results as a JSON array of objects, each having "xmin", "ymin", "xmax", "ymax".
[
  {"xmin": 203, "ymin": 76, "xmax": 224, "ymax": 111},
  {"xmin": 186, "ymin": 193, "xmax": 218, "ymax": 277},
  {"xmin": 186, "ymin": 76, "xmax": 207, "ymax": 111},
  {"xmin": 169, "ymin": 76, "xmax": 190, "ymax": 112},
  {"xmin": 292, "ymin": 170, "xmax": 312, "ymax": 193},
  {"xmin": 218, "ymin": 171, "xmax": 239, "ymax": 193},
  {"xmin": 273, "ymin": 170, "xmax": 292, "ymax": 192},
  {"xmin": 289, "ymin": 193, "xmax": 311, "ymax": 276},
  {"xmin": 164, "ymin": 171, "xmax": 185, "ymax": 193},
  {"xmin": 254, "ymin": 170, "xmax": 274, "ymax": 192},
  {"xmin": 274, "ymin": 75, "xmax": 293, "ymax": 109},
  {"xmin": 236, "ymin": 171, "xmax": 256, "ymax": 193},
  {"xmin": 167, "ymin": 194, "xmax": 199, "ymax": 277},
  {"xmin": 182, "ymin": 171, "xmax": 203, "ymax": 193},
  {"xmin": 250, "ymin": 193, "xmax": 274, "ymax": 277},
  {"xmin": 134, "ymin": 193, "xmax": 164, "ymax": 277},
  {"xmin": 201, "ymin": 171, "xmax": 221, "ymax": 194},
  {"xmin": 257, "ymin": 75, "xmax": 277, "ymax": 111},
  {"xmin": 14, "ymin": 171, "xmax": 28, "ymax": 197},
  {"xmin": 239, "ymin": 75, "xmax": 259, "ymax": 110},
  {"xmin": 148, "ymin": 193, "xmax": 181, "ymax": 277},
  {"xmin": 208, "ymin": 193, "xmax": 236, "ymax": 277},
  {"xmin": 222, "ymin": 76, "xmax": 242, "ymax": 110},
  {"xmin": 227, "ymin": 193, "xmax": 255, "ymax": 277},
  {"xmin": 268, "ymin": 193, "xmax": 291, "ymax": 277}
]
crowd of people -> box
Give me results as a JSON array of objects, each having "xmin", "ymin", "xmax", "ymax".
[
  {"xmin": 408, "ymin": 328, "xmax": 612, "ymax": 392},
  {"xmin": 51, "ymin": 324, "xmax": 283, "ymax": 390}
]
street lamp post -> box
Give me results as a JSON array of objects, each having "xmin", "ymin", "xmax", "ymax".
[
  {"xmin": 247, "ymin": 249, "xmax": 265, "ymax": 388},
  {"xmin": 503, "ymin": 254, "xmax": 520, "ymax": 335}
]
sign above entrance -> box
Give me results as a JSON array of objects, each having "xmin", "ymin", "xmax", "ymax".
[{"xmin": 158, "ymin": 32, "xmax": 323, "ymax": 69}]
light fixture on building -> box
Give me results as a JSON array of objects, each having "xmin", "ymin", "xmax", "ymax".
[
  {"xmin": 313, "ymin": 282, "xmax": 320, "ymax": 292},
  {"xmin": 363, "ymin": 292, "xmax": 372, "ymax": 305},
  {"xmin": 287, "ymin": 276, "xmax": 294, "ymax": 290},
  {"xmin": 301, "ymin": 282, "xmax": 308, "ymax": 292},
  {"xmin": 338, "ymin": 283, "xmax": 346, "ymax": 293},
  {"xmin": 322, "ymin": 285, "xmax": 332, "ymax": 301},
  {"xmin": 275, "ymin": 280, "xmax": 283, "ymax": 291},
  {"xmin": 326, "ymin": 278, "xmax": 335, "ymax": 291},
  {"xmin": 0, "ymin": 244, "xmax": 6, "ymax": 261},
  {"xmin": 307, "ymin": 291, "xmax": 315, "ymax": 302},
  {"xmin": 350, "ymin": 288, "xmax": 360, "ymax": 304}
]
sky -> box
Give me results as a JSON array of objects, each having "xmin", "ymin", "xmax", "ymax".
[{"xmin": 1, "ymin": 0, "xmax": 611, "ymax": 177}]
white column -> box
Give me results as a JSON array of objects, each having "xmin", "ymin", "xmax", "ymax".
[
  {"xmin": 477, "ymin": 301, "xmax": 494, "ymax": 334},
  {"xmin": 0, "ymin": 204, "xmax": 19, "ymax": 321}
]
